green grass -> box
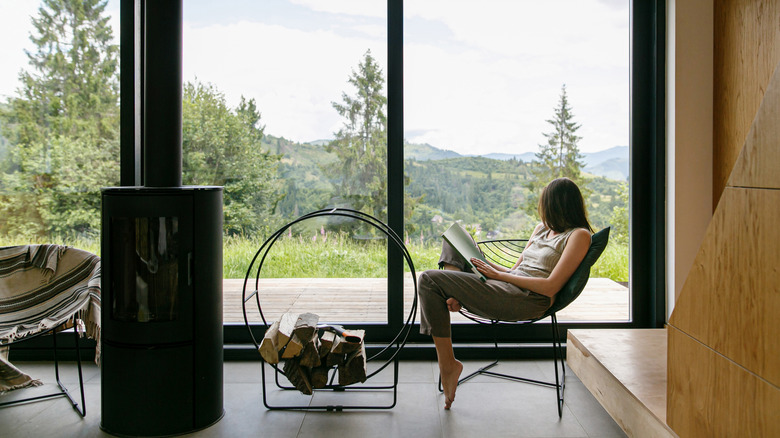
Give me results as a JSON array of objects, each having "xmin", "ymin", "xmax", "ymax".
[
  {"xmin": 228, "ymin": 232, "xmax": 628, "ymax": 282},
  {"xmin": 590, "ymin": 241, "xmax": 629, "ymax": 282},
  {"xmin": 0, "ymin": 235, "xmax": 100, "ymax": 255},
  {"xmin": 225, "ymin": 232, "xmax": 442, "ymax": 279},
  {"xmin": 1, "ymin": 233, "xmax": 628, "ymax": 283}
]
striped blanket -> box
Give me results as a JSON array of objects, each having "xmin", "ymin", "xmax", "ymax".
[{"xmin": 0, "ymin": 245, "xmax": 101, "ymax": 393}]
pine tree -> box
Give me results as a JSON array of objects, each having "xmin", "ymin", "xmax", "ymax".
[
  {"xmin": 534, "ymin": 84, "xmax": 585, "ymax": 183},
  {"xmin": 324, "ymin": 50, "xmax": 388, "ymax": 220},
  {"xmin": 0, "ymin": 0, "xmax": 119, "ymax": 238},
  {"xmin": 7, "ymin": 0, "xmax": 119, "ymax": 146},
  {"xmin": 526, "ymin": 85, "xmax": 589, "ymax": 215}
]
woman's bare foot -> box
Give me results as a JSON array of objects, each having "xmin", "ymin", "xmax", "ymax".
[{"xmin": 440, "ymin": 360, "xmax": 464, "ymax": 409}]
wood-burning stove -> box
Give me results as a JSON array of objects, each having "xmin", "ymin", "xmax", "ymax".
[{"xmin": 101, "ymin": 187, "xmax": 223, "ymax": 436}]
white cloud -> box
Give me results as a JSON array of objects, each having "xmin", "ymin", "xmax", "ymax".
[
  {"xmin": 0, "ymin": 1, "xmax": 40, "ymax": 100},
  {"xmin": 283, "ymin": 0, "xmax": 630, "ymax": 153},
  {"xmin": 0, "ymin": 0, "xmax": 121, "ymax": 101},
  {"xmin": 184, "ymin": 19, "xmax": 387, "ymax": 144},
  {"xmin": 402, "ymin": 0, "xmax": 629, "ymax": 154},
  {"xmin": 289, "ymin": 0, "xmax": 385, "ymax": 18}
]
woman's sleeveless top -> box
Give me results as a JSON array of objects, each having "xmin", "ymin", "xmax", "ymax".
[{"xmin": 513, "ymin": 224, "xmax": 580, "ymax": 279}]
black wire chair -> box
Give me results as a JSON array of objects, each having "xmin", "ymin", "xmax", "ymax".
[
  {"xmin": 242, "ymin": 208, "xmax": 418, "ymax": 411},
  {"xmin": 0, "ymin": 325, "xmax": 87, "ymax": 417},
  {"xmin": 439, "ymin": 227, "xmax": 610, "ymax": 417}
]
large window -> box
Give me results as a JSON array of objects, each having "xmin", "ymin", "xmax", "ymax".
[
  {"xmin": 402, "ymin": 1, "xmax": 631, "ymax": 324},
  {"xmin": 1, "ymin": 1, "xmax": 665, "ymax": 353},
  {"xmin": 181, "ymin": 1, "xmax": 392, "ymax": 326}
]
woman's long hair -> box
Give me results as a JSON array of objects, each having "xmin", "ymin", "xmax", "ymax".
[{"xmin": 538, "ymin": 177, "xmax": 593, "ymax": 233}]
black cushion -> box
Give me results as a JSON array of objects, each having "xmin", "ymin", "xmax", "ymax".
[{"xmin": 547, "ymin": 227, "xmax": 611, "ymax": 314}]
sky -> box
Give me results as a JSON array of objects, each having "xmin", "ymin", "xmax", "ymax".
[{"xmin": 0, "ymin": 0, "xmax": 629, "ymax": 155}]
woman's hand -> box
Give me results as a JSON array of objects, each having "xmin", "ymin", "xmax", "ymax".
[
  {"xmin": 446, "ymin": 298, "xmax": 461, "ymax": 313},
  {"xmin": 471, "ymin": 258, "xmax": 503, "ymax": 280}
]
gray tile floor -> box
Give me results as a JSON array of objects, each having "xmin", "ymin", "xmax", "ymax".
[{"xmin": 1, "ymin": 359, "xmax": 625, "ymax": 437}]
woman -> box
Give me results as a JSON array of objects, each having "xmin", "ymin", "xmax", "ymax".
[{"xmin": 418, "ymin": 177, "xmax": 593, "ymax": 409}]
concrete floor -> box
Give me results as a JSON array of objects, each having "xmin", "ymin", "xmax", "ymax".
[{"xmin": 1, "ymin": 359, "xmax": 626, "ymax": 438}]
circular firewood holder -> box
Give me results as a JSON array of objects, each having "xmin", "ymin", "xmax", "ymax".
[{"xmin": 242, "ymin": 208, "xmax": 418, "ymax": 410}]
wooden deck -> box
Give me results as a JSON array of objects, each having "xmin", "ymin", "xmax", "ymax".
[{"xmin": 224, "ymin": 276, "xmax": 629, "ymax": 325}]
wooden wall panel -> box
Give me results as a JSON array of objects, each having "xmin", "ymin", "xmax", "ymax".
[
  {"xmin": 667, "ymin": 326, "xmax": 780, "ymax": 437},
  {"xmin": 728, "ymin": 59, "xmax": 780, "ymax": 189},
  {"xmin": 713, "ymin": 0, "xmax": 780, "ymax": 207},
  {"xmin": 669, "ymin": 187, "xmax": 780, "ymax": 387}
]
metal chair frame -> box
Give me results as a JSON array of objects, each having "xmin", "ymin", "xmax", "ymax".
[
  {"xmin": 439, "ymin": 228, "xmax": 610, "ymax": 418},
  {"xmin": 443, "ymin": 309, "xmax": 567, "ymax": 417},
  {"xmin": 0, "ymin": 326, "xmax": 86, "ymax": 417}
]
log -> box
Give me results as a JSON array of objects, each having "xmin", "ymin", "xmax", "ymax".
[
  {"xmin": 329, "ymin": 333, "xmax": 345, "ymax": 355},
  {"xmin": 338, "ymin": 342, "xmax": 367, "ymax": 386},
  {"xmin": 276, "ymin": 312, "xmax": 299, "ymax": 346},
  {"xmin": 283, "ymin": 359, "xmax": 312, "ymax": 395},
  {"xmin": 310, "ymin": 366, "xmax": 331, "ymax": 389},
  {"xmin": 299, "ymin": 332, "xmax": 322, "ymax": 368},
  {"xmin": 331, "ymin": 329, "xmax": 365, "ymax": 354},
  {"xmin": 281, "ymin": 333, "xmax": 304, "ymax": 359},
  {"xmin": 319, "ymin": 330, "xmax": 336, "ymax": 358},
  {"xmin": 292, "ymin": 312, "xmax": 319, "ymax": 341},
  {"xmin": 325, "ymin": 352, "xmax": 345, "ymax": 368},
  {"xmin": 258, "ymin": 320, "xmax": 281, "ymax": 364}
]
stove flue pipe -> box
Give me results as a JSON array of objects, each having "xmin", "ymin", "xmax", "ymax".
[{"xmin": 143, "ymin": 0, "xmax": 182, "ymax": 188}]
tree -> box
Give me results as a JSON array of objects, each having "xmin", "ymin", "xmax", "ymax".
[
  {"xmin": 534, "ymin": 84, "xmax": 585, "ymax": 183},
  {"xmin": 608, "ymin": 182, "xmax": 628, "ymax": 245},
  {"xmin": 323, "ymin": 50, "xmax": 388, "ymax": 220},
  {"xmin": 181, "ymin": 80, "xmax": 284, "ymax": 236},
  {"xmin": 6, "ymin": 0, "xmax": 119, "ymax": 146},
  {"xmin": 526, "ymin": 85, "xmax": 588, "ymax": 215},
  {"xmin": 0, "ymin": 0, "xmax": 120, "ymax": 239}
]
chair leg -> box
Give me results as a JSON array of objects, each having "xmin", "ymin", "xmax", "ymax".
[
  {"xmin": 52, "ymin": 327, "xmax": 86, "ymax": 417},
  {"xmin": 438, "ymin": 316, "xmax": 566, "ymax": 418},
  {"xmin": 57, "ymin": 327, "xmax": 86, "ymax": 417},
  {"xmin": 550, "ymin": 314, "xmax": 565, "ymax": 418},
  {"xmin": 0, "ymin": 328, "xmax": 86, "ymax": 417}
]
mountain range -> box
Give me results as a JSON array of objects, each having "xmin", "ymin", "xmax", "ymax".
[
  {"xmin": 273, "ymin": 136, "xmax": 628, "ymax": 181},
  {"xmin": 403, "ymin": 142, "xmax": 629, "ymax": 181}
]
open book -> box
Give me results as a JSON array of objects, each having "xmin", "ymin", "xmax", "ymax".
[{"xmin": 441, "ymin": 222, "xmax": 487, "ymax": 282}]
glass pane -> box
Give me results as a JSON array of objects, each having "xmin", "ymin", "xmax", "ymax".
[
  {"xmin": 0, "ymin": 0, "xmax": 120, "ymax": 251},
  {"xmin": 404, "ymin": 0, "xmax": 630, "ymax": 323},
  {"xmin": 182, "ymin": 1, "xmax": 390, "ymax": 325},
  {"xmin": 110, "ymin": 217, "xmax": 180, "ymax": 322}
]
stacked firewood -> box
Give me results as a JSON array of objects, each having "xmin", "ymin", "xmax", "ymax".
[{"xmin": 258, "ymin": 312, "xmax": 367, "ymax": 395}]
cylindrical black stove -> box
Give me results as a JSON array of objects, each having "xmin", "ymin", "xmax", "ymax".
[{"xmin": 100, "ymin": 186, "xmax": 224, "ymax": 436}]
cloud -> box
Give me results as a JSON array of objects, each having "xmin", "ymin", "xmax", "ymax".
[
  {"xmin": 0, "ymin": 1, "xmax": 40, "ymax": 100},
  {"xmin": 282, "ymin": 0, "xmax": 630, "ymax": 153},
  {"xmin": 401, "ymin": 0, "xmax": 629, "ymax": 154},
  {"xmin": 184, "ymin": 19, "xmax": 387, "ymax": 144},
  {"xmin": 0, "ymin": 0, "xmax": 121, "ymax": 101},
  {"xmin": 289, "ymin": 0, "xmax": 385, "ymax": 18}
]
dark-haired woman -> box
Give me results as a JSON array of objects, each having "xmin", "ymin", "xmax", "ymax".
[{"xmin": 418, "ymin": 177, "xmax": 593, "ymax": 410}]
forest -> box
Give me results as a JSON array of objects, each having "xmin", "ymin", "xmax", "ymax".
[{"xmin": 267, "ymin": 134, "xmax": 627, "ymax": 246}]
